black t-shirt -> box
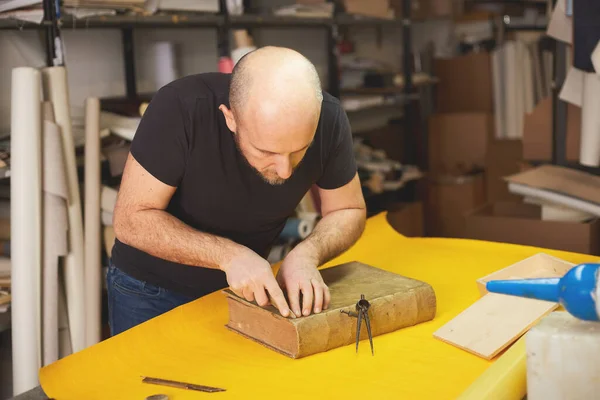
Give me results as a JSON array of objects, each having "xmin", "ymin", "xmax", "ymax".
[{"xmin": 111, "ymin": 72, "xmax": 357, "ymax": 298}]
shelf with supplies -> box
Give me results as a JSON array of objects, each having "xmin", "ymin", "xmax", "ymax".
[
  {"xmin": 0, "ymin": 11, "xmax": 413, "ymax": 30},
  {"xmin": 340, "ymin": 79, "xmax": 439, "ymax": 96},
  {"xmin": 2, "ymin": 0, "xmax": 431, "ymax": 208}
]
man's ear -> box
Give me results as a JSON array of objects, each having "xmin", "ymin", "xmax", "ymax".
[{"xmin": 219, "ymin": 104, "xmax": 237, "ymax": 133}]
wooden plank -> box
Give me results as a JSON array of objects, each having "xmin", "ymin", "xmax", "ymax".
[
  {"xmin": 433, "ymin": 293, "xmax": 557, "ymax": 360},
  {"xmin": 476, "ymin": 252, "xmax": 574, "ymax": 296}
]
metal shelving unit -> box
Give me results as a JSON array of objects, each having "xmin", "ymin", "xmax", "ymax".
[{"xmin": 1, "ymin": 0, "xmax": 429, "ymax": 172}]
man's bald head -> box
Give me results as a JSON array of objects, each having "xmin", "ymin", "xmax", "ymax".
[
  {"xmin": 220, "ymin": 46, "xmax": 324, "ymax": 185},
  {"xmin": 229, "ymin": 46, "xmax": 323, "ymax": 125}
]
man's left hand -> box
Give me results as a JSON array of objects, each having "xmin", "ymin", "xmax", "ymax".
[{"xmin": 276, "ymin": 249, "xmax": 330, "ymax": 317}]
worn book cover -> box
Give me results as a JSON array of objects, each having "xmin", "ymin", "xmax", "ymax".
[{"xmin": 224, "ymin": 261, "xmax": 437, "ymax": 358}]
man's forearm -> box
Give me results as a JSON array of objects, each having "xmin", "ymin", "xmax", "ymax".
[
  {"xmin": 114, "ymin": 209, "xmax": 245, "ymax": 270},
  {"xmin": 294, "ymin": 208, "xmax": 366, "ymax": 266}
]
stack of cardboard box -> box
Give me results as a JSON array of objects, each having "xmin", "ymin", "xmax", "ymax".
[
  {"xmin": 426, "ymin": 51, "xmax": 599, "ymax": 255},
  {"xmin": 425, "ymin": 51, "xmax": 498, "ymax": 238}
]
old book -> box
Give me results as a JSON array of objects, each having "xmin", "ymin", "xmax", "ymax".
[{"xmin": 224, "ymin": 261, "xmax": 437, "ymax": 359}]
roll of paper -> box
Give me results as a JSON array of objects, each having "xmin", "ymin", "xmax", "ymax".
[
  {"xmin": 58, "ymin": 277, "xmax": 73, "ymax": 359},
  {"xmin": 514, "ymin": 41, "xmax": 525, "ymax": 138},
  {"xmin": 41, "ymin": 101, "xmax": 69, "ymax": 366},
  {"xmin": 504, "ymin": 42, "xmax": 519, "ymax": 139},
  {"xmin": 152, "ymin": 41, "xmax": 178, "ymax": 89},
  {"xmin": 41, "ymin": 66, "xmax": 86, "ymax": 353},
  {"xmin": 84, "ymin": 97, "xmax": 102, "ymax": 347},
  {"xmin": 580, "ymin": 72, "xmax": 600, "ymax": 167},
  {"xmin": 280, "ymin": 218, "xmax": 315, "ymax": 240},
  {"xmin": 492, "ymin": 47, "xmax": 505, "ymax": 138},
  {"xmin": 10, "ymin": 66, "xmax": 42, "ymax": 395}
]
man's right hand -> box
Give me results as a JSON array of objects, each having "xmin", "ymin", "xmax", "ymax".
[{"xmin": 221, "ymin": 247, "xmax": 293, "ymax": 318}]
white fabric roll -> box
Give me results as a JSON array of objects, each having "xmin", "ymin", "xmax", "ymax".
[
  {"xmin": 84, "ymin": 97, "xmax": 102, "ymax": 347},
  {"xmin": 504, "ymin": 42, "xmax": 519, "ymax": 139},
  {"xmin": 523, "ymin": 43, "xmax": 535, "ymax": 115},
  {"xmin": 41, "ymin": 102, "xmax": 69, "ymax": 366},
  {"xmin": 580, "ymin": 73, "xmax": 600, "ymax": 167},
  {"xmin": 492, "ymin": 47, "xmax": 505, "ymax": 139},
  {"xmin": 153, "ymin": 41, "xmax": 178, "ymax": 89},
  {"xmin": 514, "ymin": 41, "xmax": 526, "ymax": 139},
  {"xmin": 41, "ymin": 66, "xmax": 86, "ymax": 353},
  {"xmin": 10, "ymin": 66, "xmax": 42, "ymax": 395}
]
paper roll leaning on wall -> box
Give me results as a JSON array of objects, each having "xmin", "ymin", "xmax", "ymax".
[
  {"xmin": 41, "ymin": 66, "xmax": 86, "ymax": 352},
  {"xmin": 84, "ymin": 97, "xmax": 102, "ymax": 346},
  {"xmin": 580, "ymin": 72, "xmax": 600, "ymax": 167},
  {"xmin": 41, "ymin": 102, "xmax": 70, "ymax": 366},
  {"xmin": 152, "ymin": 41, "xmax": 178, "ymax": 89},
  {"xmin": 10, "ymin": 66, "xmax": 43, "ymax": 395}
]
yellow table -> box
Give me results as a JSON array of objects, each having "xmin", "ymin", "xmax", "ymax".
[{"xmin": 39, "ymin": 213, "xmax": 597, "ymax": 399}]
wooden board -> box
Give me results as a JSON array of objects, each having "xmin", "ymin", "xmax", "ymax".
[
  {"xmin": 433, "ymin": 293, "xmax": 557, "ymax": 360},
  {"xmin": 476, "ymin": 252, "xmax": 574, "ymax": 296}
]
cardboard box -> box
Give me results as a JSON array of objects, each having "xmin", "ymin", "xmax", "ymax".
[
  {"xmin": 464, "ymin": 202, "xmax": 600, "ymax": 255},
  {"xmin": 343, "ymin": 0, "xmax": 392, "ymax": 18},
  {"xmin": 433, "ymin": 52, "xmax": 493, "ymax": 113},
  {"xmin": 522, "ymin": 96, "xmax": 581, "ymax": 162},
  {"xmin": 391, "ymin": 0, "xmax": 462, "ymax": 19},
  {"xmin": 429, "ymin": 0, "xmax": 462, "ymax": 16},
  {"xmin": 429, "ymin": 113, "xmax": 491, "ymax": 172},
  {"xmin": 358, "ymin": 122, "xmax": 405, "ymax": 163},
  {"xmin": 475, "ymin": 253, "xmax": 575, "ymax": 297},
  {"xmin": 426, "ymin": 171, "xmax": 486, "ymax": 238},
  {"xmin": 385, "ymin": 202, "xmax": 424, "ymax": 237},
  {"xmin": 485, "ymin": 139, "xmax": 523, "ymax": 202}
]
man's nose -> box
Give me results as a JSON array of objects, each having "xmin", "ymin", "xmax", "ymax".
[{"xmin": 275, "ymin": 155, "xmax": 293, "ymax": 179}]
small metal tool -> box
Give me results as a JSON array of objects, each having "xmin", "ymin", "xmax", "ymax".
[
  {"xmin": 341, "ymin": 294, "xmax": 374, "ymax": 355},
  {"xmin": 142, "ymin": 376, "xmax": 226, "ymax": 393},
  {"xmin": 145, "ymin": 395, "xmax": 169, "ymax": 400}
]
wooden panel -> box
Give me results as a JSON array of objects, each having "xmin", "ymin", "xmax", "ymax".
[
  {"xmin": 476, "ymin": 252, "xmax": 575, "ymax": 296},
  {"xmin": 433, "ymin": 293, "xmax": 557, "ymax": 360}
]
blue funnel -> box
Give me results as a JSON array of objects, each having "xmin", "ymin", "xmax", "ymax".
[{"xmin": 486, "ymin": 263, "xmax": 600, "ymax": 322}]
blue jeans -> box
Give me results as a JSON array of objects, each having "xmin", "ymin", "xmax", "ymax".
[{"xmin": 106, "ymin": 264, "xmax": 196, "ymax": 336}]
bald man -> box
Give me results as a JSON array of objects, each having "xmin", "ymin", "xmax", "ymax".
[{"xmin": 108, "ymin": 46, "xmax": 366, "ymax": 336}]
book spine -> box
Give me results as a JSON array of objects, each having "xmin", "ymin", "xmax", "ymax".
[{"xmin": 295, "ymin": 284, "xmax": 437, "ymax": 358}]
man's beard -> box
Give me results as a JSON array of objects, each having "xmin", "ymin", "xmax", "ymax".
[{"xmin": 233, "ymin": 133, "xmax": 289, "ymax": 186}]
